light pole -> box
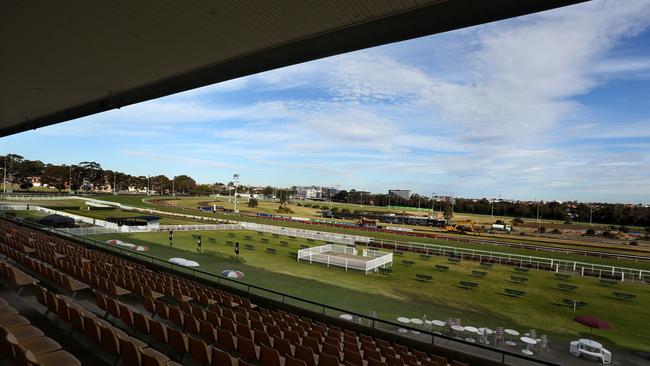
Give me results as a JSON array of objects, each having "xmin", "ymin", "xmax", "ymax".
[
  {"xmin": 172, "ymin": 176, "xmax": 176, "ymax": 197},
  {"xmin": 233, "ymin": 174, "xmax": 240, "ymax": 213},
  {"xmin": 113, "ymin": 173, "xmax": 117, "ymax": 195},
  {"xmin": 536, "ymin": 199, "xmax": 541, "ymax": 236},
  {"xmin": 431, "ymin": 193, "xmax": 435, "ymax": 217}
]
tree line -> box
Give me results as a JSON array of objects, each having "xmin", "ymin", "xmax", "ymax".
[{"xmin": 2, "ymin": 154, "xmax": 648, "ymax": 227}]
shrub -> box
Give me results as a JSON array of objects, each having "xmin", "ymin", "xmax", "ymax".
[
  {"xmin": 277, "ymin": 206, "xmax": 294, "ymax": 214},
  {"xmin": 495, "ymin": 219, "xmax": 504, "ymax": 225},
  {"xmin": 247, "ymin": 198, "xmax": 258, "ymax": 207},
  {"xmin": 585, "ymin": 228, "xmax": 596, "ymax": 236},
  {"xmin": 321, "ymin": 205, "xmax": 330, "ymax": 210},
  {"xmin": 551, "ymin": 229, "xmax": 561, "ymax": 234},
  {"xmin": 538, "ymin": 226, "xmax": 546, "ymax": 234},
  {"xmin": 341, "ymin": 208, "xmax": 350, "ymax": 213},
  {"xmin": 630, "ymin": 241, "xmax": 639, "ymax": 246},
  {"xmin": 512, "ymin": 217, "xmax": 524, "ymax": 225},
  {"xmin": 330, "ymin": 207, "xmax": 339, "ymax": 212}
]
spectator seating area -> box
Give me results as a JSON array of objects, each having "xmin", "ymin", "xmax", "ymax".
[{"xmin": 0, "ymin": 218, "xmax": 473, "ymax": 366}]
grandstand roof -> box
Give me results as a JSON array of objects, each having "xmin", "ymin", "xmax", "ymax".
[{"xmin": 0, "ymin": 0, "xmax": 584, "ymax": 137}]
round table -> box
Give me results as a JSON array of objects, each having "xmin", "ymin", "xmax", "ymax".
[
  {"xmin": 464, "ymin": 326, "xmax": 478, "ymax": 343},
  {"xmin": 339, "ymin": 314, "xmax": 353, "ymax": 321},
  {"xmin": 451, "ymin": 325, "xmax": 465, "ymax": 339},
  {"xmin": 579, "ymin": 339, "xmax": 602, "ymax": 349},
  {"xmin": 520, "ymin": 337, "xmax": 537, "ymax": 355},
  {"xmin": 398, "ymin": 328, "xmax": 408, "ymax": 333},
  {"xmin": 397, "ymin": 317, "xmax": 411, "ymax": 324},
  {"xmin": 432, "ymin": 320, "xmax": 446, "ymax": 327},
  {"xmin": 504, "ymin": 329, "xmax": 520, "ymax": 346},
  {"xmin": 410, "ymin": 318, "xmax": 424, "ymax": 325},
  {"xmin": 410, "ymin": 330, "xmax": 421, "ymax": 335}
]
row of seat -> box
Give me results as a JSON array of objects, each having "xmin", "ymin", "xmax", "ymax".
[
  {"xmin": 0, "ymin": 293, "xmax": 81, "ymax": 365},
  {"xmin": 34, "ymin": 285, "xmax": 181, "ymax": 366},
  {"xmin": 0, "ymin": 219, "xmax": 472, "ymax": 366}
]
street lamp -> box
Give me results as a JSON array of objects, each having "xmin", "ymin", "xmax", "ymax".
[{"xmin": 233, "ymin": 174, "xmax": 240, "ymax": 213}]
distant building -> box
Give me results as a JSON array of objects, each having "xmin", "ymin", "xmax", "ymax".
[
  {"xmin": 295, "ymin": 186, "xmax": 339, "ymax": 199},
  {"xmin": 388, "ymin": 189, "xmax": 411, "ymax": 199}
]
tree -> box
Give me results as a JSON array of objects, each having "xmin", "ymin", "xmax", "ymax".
[
  {"xmin": 538, "ymin": 226, "xmax": 546, "ymax": 234},
  {"xmin": 174, "ymin": 175, "xmax": 196, "ymax": 194},
  {"xmin": 277, "ymin": 189, "xmax": 289, "ymax": 208},
  {"xmin": 248, "ymin": 198, "xmax": 258, "ymax": 207},
  {"xmin": 443, "ymin": 201, "xmax": 454, "ymax": 222},
  {"xmin": 150, "ymin": 175, "xmax": 171, "ymax": 194},
  {"xmin": 585, "ymin": 228, "xmax": 596, "ymax": 236},
  {"xmin": 262, "ymin": 186, "xmax": 274, "ymax": 197},
  {"xmin": 78, "ymin": 161, "xmax": 103, "ymax": 189}
]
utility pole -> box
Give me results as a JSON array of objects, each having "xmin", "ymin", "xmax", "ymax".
[
  {"xmin": 233, "ymin": 174, "xmax": 240, "ymax": 213},
  {"xmin": 491, "ymin": 198, "xmax": 494, "ymax": 217},
  {"xmin": 113, "ymin": 173, "xmax": 116, "ymax": 195},
  {"xmin": 536, "ymin": 199, "xmax": 541, "ymax": 236},
  {"xmin": 431, "ymin": 193, "xmax": 435, "ymax": 217}
]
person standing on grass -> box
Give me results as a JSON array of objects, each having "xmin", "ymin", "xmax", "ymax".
[
  {"xmin": 169, "ymin": 229, "xmax": 173, "ymax": 246},
  {"xmin": 197, "ymin": 235, "xmax": 202, "ymax": 253},
  {"xmin": 235, "ymin": 241, "xmax": 240, "ymax": 263}
]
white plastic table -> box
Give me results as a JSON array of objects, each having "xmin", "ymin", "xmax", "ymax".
[
  {"xmin": 339, "ymin": 314, "xmax": 353, "ymax": 321},
  {"xmin": 464, "ymin": 326, "xmax": 478, "ymax": 343},
  {"xmin": 505, "ymin": 329, "xmax": 520, "ymax": 346},
  {"xmin": 521, "ymin": 337, "xmax": 537, "ymax": 355},
  {"xmin": 397, "ymin": 317, "xmax": 411, "ymax": 324},
  {"xmin": 451, "ymin": 325, "xmax": 465, "ymax": 338},
  {"xmin": 410, "ymin": 318, "xmax": 424, "ymax": 325},
  {"xmin": 432, "ymin": 320, "xmax": 446, "ymax": 327},
  {"xmin": 579, "ymin": 339, "xmax": 603, "ymax": 349},
  {"xmin": 398, "ymin": 328, "xmax": 408, "ymax": 333}
]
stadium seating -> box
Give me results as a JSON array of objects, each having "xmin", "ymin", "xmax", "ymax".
[{"xmin": 0, "ymin": 218, "xmax": 474, "ymax": 366}]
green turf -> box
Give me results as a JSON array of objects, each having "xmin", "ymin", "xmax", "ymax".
[
  {"xmin": 91, "ymin": 196, "xmax": 650, "ymax": 269},
  {"xmin": 87, "ymin": 229, "xmax": 650, "ymax": 352}
]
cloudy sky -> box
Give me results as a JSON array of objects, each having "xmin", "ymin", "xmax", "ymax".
[{"xmin": 3, "ymin": 0, "xmax": 650, "ymax": 203}]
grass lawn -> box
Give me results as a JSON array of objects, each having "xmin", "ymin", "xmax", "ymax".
[
  {"xmin": 92, "ymin": 196, "xmax": 650, "ymax": 270},
  {"xmin": 87, "ymin": 229, "xmax": 650, "ymax": 352}
]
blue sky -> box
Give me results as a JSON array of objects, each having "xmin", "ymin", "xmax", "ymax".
[{"xmin": 3, "ymin": 0, "xmax": 650, "ymax": 203}]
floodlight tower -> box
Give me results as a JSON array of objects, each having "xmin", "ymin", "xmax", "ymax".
[{"xmin": 233, "ymin": 174, "xmax": 240, "ymax": 213}]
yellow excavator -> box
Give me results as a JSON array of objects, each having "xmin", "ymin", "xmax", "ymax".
[
  {"xmin": 445, "ymin": 219, "xmax": 479, "ymax": 234},
  {"xmin": 356, "ymin": 217, "xmax": 381, "ymax": 227}
]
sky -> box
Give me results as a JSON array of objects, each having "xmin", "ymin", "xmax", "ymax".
[{"xmin": 3, "ymin": 0, "xmax": 650, "ymax": 203}]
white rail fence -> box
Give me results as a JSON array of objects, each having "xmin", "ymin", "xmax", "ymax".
[
  {"xmin": 240, "ymin": 222, "xmax": 370, "ymax": 245},
  {"xmin": 297, "ymin": 244, "xmax": 392, "ymax": 274}
]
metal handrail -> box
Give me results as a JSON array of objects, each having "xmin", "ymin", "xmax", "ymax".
[{"xmin": 5, "ymin": 216, "xmax": 561, "ymax": 366}]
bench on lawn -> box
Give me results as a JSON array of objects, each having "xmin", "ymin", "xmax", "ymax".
[
  {"xmin": 378, "ymin": 268, "xmax": 392, "ymax": 275},
  {"xmin": 244, "ymin": 235, "xmax": 252, "ymax": 240},
  {"xmin": 471, "ymin": 270, "xmax": 487, "ymax": 278},
  {"xmin": 554, "ymin": 273, "xmax": 571, "ymax": 280},
  {"xmin": 503, "ymin": 288, "xmax": 526, "ymax": 298},
  {"xmin": 480, "ymin": 262, "xmax": 493, "ymax": 269},
  {"xmin": 300, "ymin": 245, "xmax": 310, "ymax": 249},
  {"xmin": 228, "ymin": 232, "xmax": 235, "ymax": 237},
  {"xmin": 256, "ymin": 231, "xmax": 264, "ymax": 235},
  {"xmin": 448, "ymin": 258, "xmax": 461, "ymax": 264},
  {"xmin": 613, "ymin": 291, "xmax": 636, "ymax": 300},
  {"xmin": 289, "ymin": 252, "xmax": 298, "ymax": 259},
  {"xmin": 434, "ymin": 265, "xmax": 449, "ymax": 272},
  {"xmin": 225, "ymin": 240, "xmax": 234, "ymax": 246},
  {"xmin": 289, "ymin": 236, "xmax": 297, "ymax": 240},
  {"xmin": 599, "ymin": 279, "xmax": 618, "ymax": 286},
  {"xmin": 272, "ymin": 234, "xmax": 279, "ymax": 238},
  {"xmin": 279, "ymin": 241, "xmax": 289, "ymax": 247},
  {"xmin": 459, "ymin": 281, "xmax": 478, "ymax": 289},
  {"xmin": 244, "ymin": 244, "xmax": 254, "ymax": 250},
  {"xmin": 402, "ymin": 260, "xmax": 415, "ymax": 267},
  {"xmin": 261, "ymin": 238, "xmax": 269, "ymax": 243},
  {"xmin": 326, "ymin": 241, "xmax": 334, "ymax": 245},
  {"xmin": 307, "ymin": 239, "xmax": 315, "ymax": 243},
  {"xmin": 558, "ymin": 283, "xmax": 577, "ymax": 292},
  {"xmin": 562, "ymin": 298, "xmax": 588, "ymax": 309},
  {"xmin": 419, "ymin": 254, "xmax": 432, "ymax": 260},
  {"xmin": 265, "ymin": 248, "xmax": 277, "ymax": 254},
  {"xmin": 510, "ymin": 276, "xmax": 528, "ymax": 284},
  {"xmin": 514, "ymin": 267, "xmax": 529, "ymax": 273},
  {"xmin": 208, "ymin": 238, "xmax": 216, "ymax": 243},
  {"xmin": 416, "ymin": 274, "xmax": 433, "ymax": 282},
  {"xmin": 393, "ymin": 250, "xmax": 404, "ymax": 256}
]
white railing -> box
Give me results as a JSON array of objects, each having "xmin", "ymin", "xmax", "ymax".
[
  {"xmin": 298, "ymin": 244, "xmax": 392, "ymax": 274},
  {"xmin": 240, "ymin": 222, "xmax": 370, "ymax": 245}
]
